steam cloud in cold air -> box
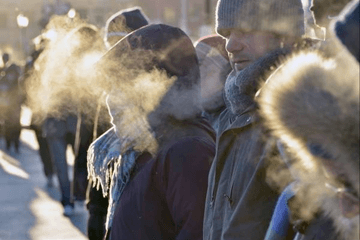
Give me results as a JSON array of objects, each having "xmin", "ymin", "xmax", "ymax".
[
  {"xmin": 26, "ymin": 15, "xmax": 106, "ymax": 123},
  {"xmin": 25, "ymin": 18, "xmax": 202, "ymax": 154}
]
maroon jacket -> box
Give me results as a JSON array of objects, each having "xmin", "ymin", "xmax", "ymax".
[{"xmin": 110, "ymin": 117, "xmax": 215, "ymax": 240}]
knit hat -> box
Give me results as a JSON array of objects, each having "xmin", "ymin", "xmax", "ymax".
[
  {"xmin": 104, "ymin": 7, "xmax": 149, "ymax": 48},
  {"xmin": 216, "ymin": 0, "xmax": 305, "ymax": 38}
]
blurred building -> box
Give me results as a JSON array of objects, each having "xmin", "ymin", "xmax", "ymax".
[{"xmin": 0, "ymin": 0, "xmax": 218, "ymax": 61}]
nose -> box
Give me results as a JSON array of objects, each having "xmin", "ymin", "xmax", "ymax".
[{"xmin": 225, "ymin": 32, "xmax": 245, "ymax": 56}]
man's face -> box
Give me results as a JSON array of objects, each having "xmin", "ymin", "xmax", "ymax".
[{"xmin": 224, "ymin": 29, "xmax": 282, "ymax": 72}]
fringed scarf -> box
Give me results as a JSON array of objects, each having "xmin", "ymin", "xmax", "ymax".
[{"xmin": 87, "ymin": 126, "xmax": 140, "ymax": 230}]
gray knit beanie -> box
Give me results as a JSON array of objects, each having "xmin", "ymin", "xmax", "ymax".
[{"xmin": 216, "ymin": 0, "xmax": 305, "ymax": 38}]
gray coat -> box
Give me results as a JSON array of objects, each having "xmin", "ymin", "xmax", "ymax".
[{"xmin": 203, "ymin": 105, "xmax": 279, "ymax": 240}]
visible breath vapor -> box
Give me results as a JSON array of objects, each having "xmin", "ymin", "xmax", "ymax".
[
  {"xmin": 25, "ymin": 16, "xmax": 107, "ymax": 124},
  {"xmin": 25, "ymin": 20, "xmax": 202, "ymax": 156},
  {"xmin": 98, "ymin": 35, "xmax": 202, "ymax": 153}
]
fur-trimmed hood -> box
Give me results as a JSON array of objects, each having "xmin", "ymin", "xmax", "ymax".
[
  {"xmin": 258, "ymin": 50, "xmax": 359, "ymax": 239},
  {"xmin": 259, "ymin": 50, "xmax": 359, "ymax": 168}
]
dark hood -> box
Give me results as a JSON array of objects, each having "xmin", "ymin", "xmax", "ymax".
[
  {"xmin": 101, "ymin": 24, "xmax": 202, "ymax": 123},
  {"xmin": 105, "ymin": 24, "xmax": 199, "ymax": 79}
]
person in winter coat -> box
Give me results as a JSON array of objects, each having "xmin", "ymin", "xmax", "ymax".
[
  {"xmin": 203, "ymin": 0, "xmax": 307, "ymax": 239},
  {"xmin": 194, "ymin": 35, "xmax": 231, "ymax": 133},
  {"xmin": 87, "ymin": 24, "xmax": 216, "ymax": 240},
  {"xmin": 0, "ymin": 53, "xmax": 23, "ymax": 152},
  {"xmin": 24, "ymin": 47, "xmax": 55, "ymax": 186},
  {"xmin": 85, "ymin": 7, "xmax": 149, "ymax": 240},
  {"xmin": 38, "ymin": 24, "xmax": 105, "ymax": 216},
  {"xmin": 259, "ymin": 45, "xmax": 359, "ymax": 240},
  {"xmin": 262, "ymin": 1, "xmax": 359, "ymax": 240}
]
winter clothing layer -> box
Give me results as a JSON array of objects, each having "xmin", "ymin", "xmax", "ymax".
[
  {"xmin": 110, "ymin": 118, "xmax": 215, "ymax": 240},
  {"xmin": 203, "ymin": 46, "xmax": 297, "ymax": 240},
  {"xmin": 224, "ymin": 48, "xmax": 290, "ymax": 115},
  {"xmin": 104, "ymin": 7, "xmax": 149, "ymax": 48},
  {"xmin": 265, "ymin": 183, "xmax": 297, "ymax": 240},
  {"xmin": 43, "ymin": 115, "xmax": 77, "ymax": 207},
  {"xmin": 195, "ymin": 34, "xmax": 229, "ymax": 61},
  {"xmin": 31, "ymin": 121, "xmax": 54, "ymax": 177},
  {"xmin": 105, "ymin": 7, "xmax": 148, "ymax": 36},
  {"xmin": 215, "ymin": 0, "xmax": 304, "ymax": 37},
  {"xmin": 72, "ymin": 118, "xmax": 93, "ymax": 201},
  {"xmin": 195, "ymin": 35, "xmax": 231, "ymax": 129},
  {"xmin": 203, "ymin": 105, "xmax": 279, "ymax": 240},
  {"xmin": 258, "ymin": 50, "xmax": 359, "ymax": 240},
  {"xmin": 296, "ymin": 215, "xmax": 341, "ymax": 240},
  {"xmin": 195, "ymin": 37, "xmax": 229, "ymax": 70},
  {"xmin": 86, "ymin": 179, "xmax": 108, "ymax": 240},
  {"xmin": 92, "ymin": 24, "xmax": 208, "ymax": 239},
  {"xmin": 87, "ymin": 127, "xmax": 139, "ymax": 230},
  {"xmin": 333, "ymin": 0, "xmax": 359, "ymax": 62},
  {"xmin": 0, "ymin": 63, "xmax": 23, "ymax": 151},
  {"xmin": 85, "ymin": 118, "xmax": 112, "ymax": 240},
  {"xmin": 258, "ymin": 51, "xmax": 359, "ymax": 189},
  {"xmin": 103, "ymin": 24, "xmax": 200, "ymax": 80},
  {"xmin": 26, "ymin": 50, "xmax": 54, "ymax": 178}
]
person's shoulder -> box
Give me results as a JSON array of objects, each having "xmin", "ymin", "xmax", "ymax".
[
  {"xmin": 167, "ymin": 135, "xmax": 215, "ymax": 157},
  {"xmin": 157, "ymin": 137, "xmax": 214, "ymax": 176}
]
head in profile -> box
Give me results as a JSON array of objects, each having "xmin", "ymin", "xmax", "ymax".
[{"xmin": 100, "ymin": 24, "xmax": 201, "ymax": 153}]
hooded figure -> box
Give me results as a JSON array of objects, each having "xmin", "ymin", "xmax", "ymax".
[
  {"xmin": 259, "ymin": 48, "xmax": 359, "ymax": 240},
  {"xmin": 194, "ymin": 35, "xmax": 231, "ymax": 132},
  {"xmin": 0, "ymin": 59, "xmax": 22, "ymax": 152},
  {"xmin": 261, "ymin": 1, "xmax": 359, "ymax": 239},
  {"xmin": 87, "ymin": 24, "xmax": 215, "ymax": 240},
  {"xmin": 85, "ymin": 8, "xmax": 149, "ymax": 240},
  {"xmin": 104, "ymin": 7, "xmax": 149, "ymax": 49},
  {"xmin": 34, "ymin": 23, "xmax": 105, "ymax": 216}
]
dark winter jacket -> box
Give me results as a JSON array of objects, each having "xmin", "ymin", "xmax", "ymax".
[
  {"xmin": 94, "ymin": 24, "xmax": 215, "ymax": 240},
  {"xmin": 0, "ymin": 63, "xmax": 22, "ymax": 116},
  {"xmin": 110, "ymin": 117, "xmax": 215, "ymax": 240}
]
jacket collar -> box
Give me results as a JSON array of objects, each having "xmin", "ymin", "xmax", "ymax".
[{"xmin": 218, "ymin": 102, "xmax": 259, "ymax": 136}]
